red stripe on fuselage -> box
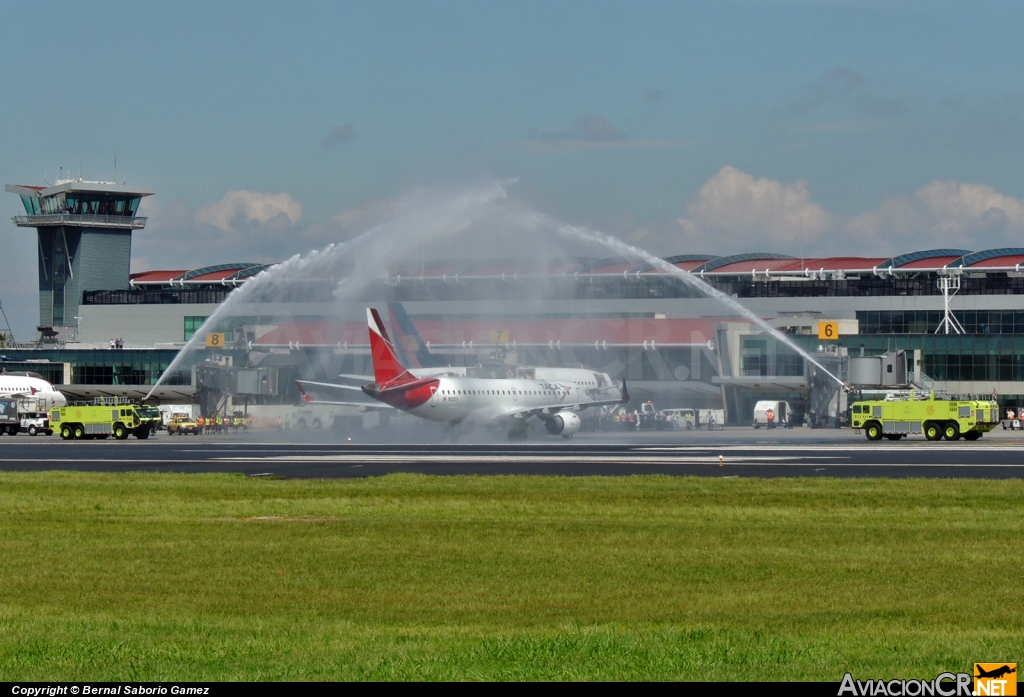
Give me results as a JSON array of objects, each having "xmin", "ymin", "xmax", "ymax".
[{"xmin": 373, "ymin": 380, "xmax": 438, "ymax": 411}]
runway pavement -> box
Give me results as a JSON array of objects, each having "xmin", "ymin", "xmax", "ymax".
[{"xmin": 0, "ymin": 427, "xmax": 1022, "ymax": 478}]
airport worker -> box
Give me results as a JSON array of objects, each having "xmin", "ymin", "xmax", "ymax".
[
  {"xmin": 766, "ymin": 408, "xmax": 774, "ymax": 429},
  {"xmin": 247, "ymin": 414, "xmax": 253, "ymax": 430},
  {"xmin": 685, "ymin": 411, "xmax": 693, "ymax": 430},
  {"xmin": 197, "ymin": 416, "xmax": 204, "ymax": 434}
]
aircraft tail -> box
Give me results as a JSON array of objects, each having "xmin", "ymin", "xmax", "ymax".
[
  {"xmin": 367, "ymin": 308, "xmax": 413, "ymax": 385},
  {"xmin": 386, "ymin": 301, "xmax": 438, "ymax": 369},
  {"xmin": 621, "ymin": 378, "xmax": 629, "ymax": 403}
]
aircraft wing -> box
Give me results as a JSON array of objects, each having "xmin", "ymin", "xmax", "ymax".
[{"xmin": 295, "ymin": 380, "xmax": 394, "ymax": 409}]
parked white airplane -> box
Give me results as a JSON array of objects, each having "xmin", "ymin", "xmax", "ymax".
[
  {"xmin": 350, "ymin": 308, "xmax": 627, "ymax": 437},
  {"xmin": 0, "ymin": 372, "xmax": 67, "ymax": 410}
]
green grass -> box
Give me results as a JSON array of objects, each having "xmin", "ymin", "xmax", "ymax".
[{"xmin": 0, "ymin": 472, "xmax": 1020, "ymax": 680}]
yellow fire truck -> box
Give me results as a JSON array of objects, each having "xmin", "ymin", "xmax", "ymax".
[
  {"xmin": 850, "ymin": 393, "xmax": 1000, "ymax": 441},
  {"xmin": 51, "ymin": 403, "xmax": 151, "ymax": 440}
]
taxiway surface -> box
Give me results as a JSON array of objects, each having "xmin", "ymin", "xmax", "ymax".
[{"xmin": 0, "ymin": 428, "xmax": 1021, "ymax": 478}]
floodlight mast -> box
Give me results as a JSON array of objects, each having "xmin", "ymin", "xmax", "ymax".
[{"xmin": 935, "ymin": 270, "xmax": 965, "ymax": 335}]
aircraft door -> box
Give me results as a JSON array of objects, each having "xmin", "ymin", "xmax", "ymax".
[
  {"xmin": 430, "ymin": 385, "xmax": 439, "ymax": 407},
  {"xmin": 513, "ymin": 387, "xmax": 518, "ymax": 402}
]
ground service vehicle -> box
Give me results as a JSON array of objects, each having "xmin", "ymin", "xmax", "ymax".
[
  {"xmin": 52, "ymin": 404, "xmax": 151, "ymax": 440},
  {"xmin": 0, "ymin": 400, "xmax": 19, "ymax": 435},
  {"xmin": 850, "ymin": 393, "xmax": 1000, "ymax": 441},
  {"xmin": 167, "ymin": 413, "xmax": 200, "ymax": 435},
  {"xmin": 657, "ymin": 408, "xmax": 696, "ymax": 430},
  {"xmin": 136, "ymin": 404, "xmax": 162, "ymax": 434},
  {"xmin": 19, "ymin": 411, "xmax": 51, "ymax": 436},
  {"xmin": 753, "ymin": 400, "xmax": 791, "ymax": 428},
  {"xmin": 698, "ymin": 409, "xmax": 725, "ymax": 429}
]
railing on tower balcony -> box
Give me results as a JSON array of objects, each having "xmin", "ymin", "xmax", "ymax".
[{"xmin": 12, "ymin": 214, "xmax": 147, "ymax": 229}]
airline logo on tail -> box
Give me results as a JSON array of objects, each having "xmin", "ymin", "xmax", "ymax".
[
  {"xmin": 364, "ymin": 308, "xmax": 440, "ymax": 411},
  {"xmin": 367, "ymin": 308, "xmax": 416, "ymax": 386}
]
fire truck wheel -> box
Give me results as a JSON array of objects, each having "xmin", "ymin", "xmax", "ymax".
[{"xmin": 864, "ymin": 422, "xmax": 883, "ymax": 441}]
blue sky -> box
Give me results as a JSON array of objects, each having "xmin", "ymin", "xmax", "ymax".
[{"xmin": 1, "ymin": 1, "xmax": 1022, "ymax": 338}]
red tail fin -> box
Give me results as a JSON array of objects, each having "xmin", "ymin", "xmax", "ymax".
[{"xmin": 367, "ymin": 308, "xmax": 410, "ymax": 385}]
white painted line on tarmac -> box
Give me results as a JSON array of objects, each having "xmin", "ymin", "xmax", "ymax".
[{"xmin": 212, "ymin": 454, "xmax": 823, "ymax": 464}]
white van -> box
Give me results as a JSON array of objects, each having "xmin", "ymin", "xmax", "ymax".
[{"xmin": 752, "ymin": 400, "xmax": 791, "ymax": 428}]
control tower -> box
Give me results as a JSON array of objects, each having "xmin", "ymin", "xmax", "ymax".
[{"xmin": 6, "ymin": 178, "xmax": 154, "ymax": 339}]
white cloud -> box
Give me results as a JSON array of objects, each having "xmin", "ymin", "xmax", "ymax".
[
  {"xmin": 677, "ymin": 166, "xmax": 832, "ymax": 252},
  {"xmin": 846, "ymin": 180, "xmax": 1024, "ymax": 250},
  {"xmin": 669, "ymin": 166, "xmax": 1024, "ymax": 256},
  {"xmin": 196, "ymin": 190, "xmax": 302, "ymax": 232},
  {"xmin": 132, "ymin": 190, "xmax": 306, "ymax": 271}
]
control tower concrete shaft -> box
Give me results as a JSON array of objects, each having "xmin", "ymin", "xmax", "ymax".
[{"xmin": 6, "ymin": 179, "xmax": 154, "ymax": 339}]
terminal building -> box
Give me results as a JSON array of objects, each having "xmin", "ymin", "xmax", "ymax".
[{"xmin": 5, "ymin": 178, "xmax": 1024, "ymax": 424}]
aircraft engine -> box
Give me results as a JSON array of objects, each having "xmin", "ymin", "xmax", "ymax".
[{"xmin": 545, "ymin": 411, "xmax": 581, "ymax": 436}]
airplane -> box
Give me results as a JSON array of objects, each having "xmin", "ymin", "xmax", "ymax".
[
  {"xmin": 356, "ymin": 307, "xmax": 628, "ymax": 438},
  {"xmin": 0, "ymin": 372, "xmax": 67, "ymax": 410},
  {"xmin": 976, "ymin": 665, "xmax": 1016, "ymax": 680},
  {"xmin": 295, "ymin": 302, "xmax": 623, "ymax": 414}
]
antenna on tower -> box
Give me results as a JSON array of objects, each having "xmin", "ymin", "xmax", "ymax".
[
  {"xmin": 800, "ymin": 216, "xmax": 804, "ymax": 271},
  {"xmin": 114, "ymin": 154, "xmax": 117, "ymax": 184}
]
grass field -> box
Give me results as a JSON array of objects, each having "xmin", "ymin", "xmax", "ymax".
[{"xmin": 0, "ymin": 472, "xmax": 1020, "ymax": 681}]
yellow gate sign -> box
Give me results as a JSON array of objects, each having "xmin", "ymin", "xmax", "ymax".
[
  {"xmin": 489, "ymin": 328, "xmax": 510, "ymax": 344},
  {"xmin": 818, "ymin": 321, "xmax": 839, "ymax": 340},
  {"xmin": 205, "ymin": 332, "xmax": 226, "ymax": 348}
]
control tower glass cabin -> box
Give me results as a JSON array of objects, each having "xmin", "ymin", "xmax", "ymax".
[{"xmin": 6, "ymin": 179, "xmax": 154, "ymax": 338}]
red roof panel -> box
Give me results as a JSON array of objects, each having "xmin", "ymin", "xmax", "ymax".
[
  {"xmin": 130, "ymin": 270, "xmax": 189, "ymax": 283},
  {"xmin": 898, "ymin": 256, "xmax": 962, "ymax": 269},
  {"xmin": 969, "ymin": 255, "xmax": 1024, "ymax": 268}
]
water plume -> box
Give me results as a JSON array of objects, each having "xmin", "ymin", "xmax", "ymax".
[
  {"xmin": 508, "ymin": 209, "xmax": 847, "ymax": 388},
  {"xmin": 148, "ymin": 179, "xmax": 844, "ymax": 402},
  {"xmin": 147, "ymin": 182, "xmax": 509, "ymax": 398}
]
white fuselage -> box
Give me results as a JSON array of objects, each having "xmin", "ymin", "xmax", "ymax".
[
  {"xmin": 0, "ymin": 376, "xmax": 67, "ymax": 410},
  {"xmin": 409, "ymin": 375, "xmax": 609, "ymax": 423}
]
